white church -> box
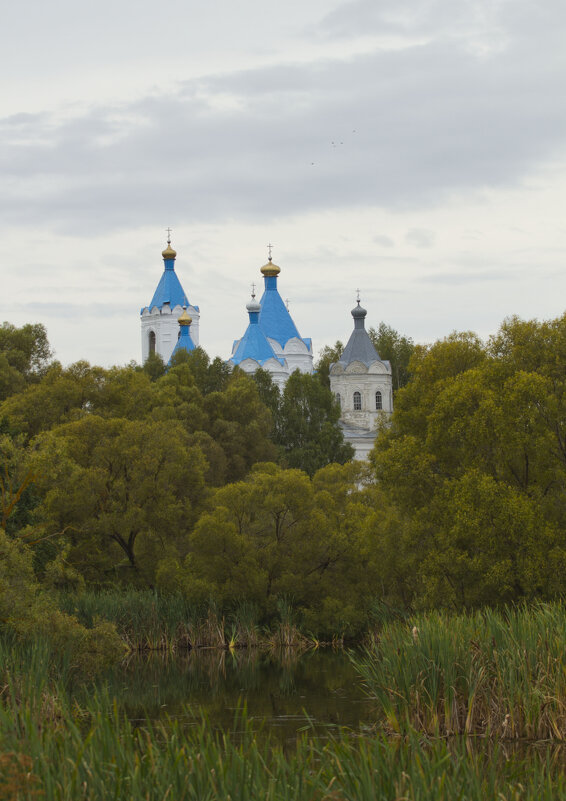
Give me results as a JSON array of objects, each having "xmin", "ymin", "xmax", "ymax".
[{"xmin": 141, "ymin": 237, "xmax": 392, "ymax": 460}]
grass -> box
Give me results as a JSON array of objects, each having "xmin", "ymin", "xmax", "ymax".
[
  {"xmin": 3, "ymin": 610, "xmax": 566, "ymax": 800},
  {"xmin": 1, "ymin": 636, "xmax": 565, "ymax": 800},
  {"xmin": 355, "ymin": 601, "xmax": 566, "ymax": 739}
]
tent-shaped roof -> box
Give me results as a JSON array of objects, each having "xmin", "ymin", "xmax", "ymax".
[
  {"xmin": 141, "ymin": 240, "xmax": 197, "ymax": 313},
  {"xmin": 257, "ymin": 261, "xmax": 309, "ymax": 349},
  {"xmin": 168, "ymin": 322, "xmax": 196, "ymax": 364},
  {"xmin": 231, "ymin": 299, "xmax": 285, "ymax": 366},
  {"xmin": 337, "ymin": 302, "xmax": 388, "ymax": 368}
]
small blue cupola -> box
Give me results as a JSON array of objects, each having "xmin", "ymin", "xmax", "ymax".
[
  {"xmin": 257, "ymin": 255, "xmax": 310, "ymax": 349},
  {"xmin": 142, "ymin": 237, "xmax": 198, "ymax": 313},
  {"xmin": 231, "ymin": 295, "xmax": 285, "ymax": 367},
  {"xmin": 168, "ymin": 307, "xmax": 196, "ymax": 364}
]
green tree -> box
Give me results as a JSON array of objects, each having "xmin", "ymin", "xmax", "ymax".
[
  {"xmin": 314, "ymin": 341, "xmax": 344, "ymax": 388},
  {"xmin": 0, "ymin": 433, "xmax": 37, "ymax": 534},
  {"xmin": 169, "ymin": 347, "xmax": 232, "ymax": 394},
  {"xmin": 0, "ymin": 528, "xmax": 124, "ymax": 675},
  {"xmin": 251, "ymin": 367, "xmax": 281, "ymax": 418},
  {"xmin": 368, "ymin": 323, "xmax": 415, "ymax": 391},
  {"xmin": 370, "ymin": 318, "xmax": 566, "ymax": 610},
  {"xmin": 183, "ymin": 462, "xmax": 379, "ymax": 636},
  {"xmin": 142, "ymin": 352, "xmax": 166, "ymax": 381},
  {"xmin": 31, "ymin": 416, "xmax": 208, "ymax": 585},
  {"xmin": 203, "ymin": 375, "xmax": 277, "ymax": 482},
  {"xmin": 0, "ymin": 322, "xmax": 53, "ymax": 401},
  {"xmin": 274, "ymin": 372, "xmax": 354, "ymax": 475}
]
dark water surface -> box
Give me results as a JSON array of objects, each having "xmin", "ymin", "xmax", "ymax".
[{"xmin": 107, "ymin": 648, "xmax": 377, "ymax": 744}]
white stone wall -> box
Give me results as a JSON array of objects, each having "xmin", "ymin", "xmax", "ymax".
[
  {"xmin": 330, "ymin": 359, "xmax": 393, "ymax": 440},
  {"xmin": 141, "ymin": 303, "xmax": 200, "ymax": 364},
  {"xmin": 268, "ymin": 337, "xmax": 313, "ymax": 375},
  {"xmin": 342, "ymin": 431, "xmax": 377, "ymax": 461},
  {"xmin": 236, "ymin": 357, "xmax": 289, "ymax": 390}
]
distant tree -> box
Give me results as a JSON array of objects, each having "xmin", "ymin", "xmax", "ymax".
[
  {"xmin": 274, "ymin": 371, "xmax": 354, "ymax": 475},
  {"xmin": 0, "ymin": 322, "xmax": 53, "ymax": 401},
  {"xmin": 169, "ymin": 347, "xmax": 232, "ymax": 394},
  {"xmin": 0, "ymin": 362, "xmax": 157, "ymax": 438},
  {"xmin": 314, "ymin": 341, "xmax": 344, "ymax": 388},
  {"xmin": 204, "ymin": 375, "xmax": 277, "ymax": 482},
  {"xmin": 251, "ymin": 367, "xmax": 280, "ymax": 419},
  {"xmin": 142, "ymin": 352, "xmax": 166, "ymax": 381},
  {"xmin": 368, "ymin": 323, "xmax": 415, "ymax": 391}
]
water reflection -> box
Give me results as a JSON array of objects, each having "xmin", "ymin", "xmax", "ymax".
[{"xmin": 105, "ymin": 647, "xmax": 375, "ymax": 743}]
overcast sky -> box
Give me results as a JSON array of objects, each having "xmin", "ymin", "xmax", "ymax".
[{"xmin": 1, "ymin": 0, "xmax": 565, "ymax": 366}]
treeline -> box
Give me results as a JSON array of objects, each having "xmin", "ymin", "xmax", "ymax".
[{"xmin": 1, "ymin": 314, "xmax": 566, "ymax": 644}]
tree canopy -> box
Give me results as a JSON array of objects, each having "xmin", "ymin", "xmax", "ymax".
[
  {"xmin": 4, "ymin": 313, "xmax": 566, "ymax": 632},
  {"xmin": 369, "ymin": 316, "xmax": 566, "ymax": 610}
]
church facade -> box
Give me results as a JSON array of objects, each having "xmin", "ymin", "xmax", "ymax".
[
  {"xmin": 329, "ymin": 301, "xmax": 393, "ymax": 460},
  {"xmin": 141, "ymin": 238, "xmax": 392, "ymax": 459},
  {"xmin": 140, "ymin": 238, "xmax": 199, "ymax": 364}
]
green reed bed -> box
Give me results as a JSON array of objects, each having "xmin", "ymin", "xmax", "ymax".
[
  {"xmin": 61, "ymin": 590, "xmax": 310, "ymax": 651},
  {"xmin": 1, "ymin": 637, "xmax": 565, "ymax": 801},
  {"xmin": 60, "ymin": 589, "xmax": 195, "ymax": 650},
  {"xmin": 355, "ymin": 601, "xmax": 566, "ymax": 740}
]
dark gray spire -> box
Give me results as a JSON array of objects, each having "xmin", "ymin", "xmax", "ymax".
[{"xmin": 338, "ymin": 300, "xmax": 382, "ymax": 367}]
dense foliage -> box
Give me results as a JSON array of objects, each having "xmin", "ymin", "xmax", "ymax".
[
  {"xmin": 2, "ymin": 313, "xmax": 566, "ymax": 643},
  {"xmin": 371, "ymin": 316, "xmax": 566, "ymax": 610}
]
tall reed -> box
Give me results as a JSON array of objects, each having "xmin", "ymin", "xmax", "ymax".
[
  {"xmin": 61, "ymin": 590, "xmax": 312, "ymax": 651},
  {"xmin": 353, "ymin": 601, "xmax": 566, "ymax": 739}
]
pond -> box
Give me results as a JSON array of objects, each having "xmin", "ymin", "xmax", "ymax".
[{"xmin": 106, "ymin": 647, "xmax": 377, "ymax": 745}]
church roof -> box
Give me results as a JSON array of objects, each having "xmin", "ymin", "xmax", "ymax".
[
  {"xmin": 337, "ymin": 301, "xmax": 386, "ymax": 368},
  {"xmin": 147, "ymin": 269, "xmax": 190, "ymax": 311},
  {"xmin": 141, "ymin": 239, "xmax": 197, "ymax": 312},
  {"xmin": 231, "ymin": 297, "xmax": 285, "ymax": 367},
  {"xmin": 168, "ymin": 309, "xmax": 196, "ymax": 363},
  {"xmin": 258, "ymin": 258, "xmax": 309, "ymax": 348},
  {"xmin": 169, "ymin": 325, "xmax": 196, "ymax": 362}
]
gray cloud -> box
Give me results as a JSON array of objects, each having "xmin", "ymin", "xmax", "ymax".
[
  {"xmin": 405, "ymin": 228, "xmax": 435, "ymax": 248},
  {"xmin": 1, "ymin": 1, "xmax": 565, "ymax": 235},
  {"xmin": 374, "ymin": 235, "xmax": 395, "ymax": 247},
  {"xmin": 421, "ymin": 268, "xmax": 514, "ymax": 285}
]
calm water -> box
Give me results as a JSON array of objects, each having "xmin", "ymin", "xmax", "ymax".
[{"xmin": 106, "ymin": 648, "xmax": 377, "ymax": 744}]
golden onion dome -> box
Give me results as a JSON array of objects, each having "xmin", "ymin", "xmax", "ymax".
[
  {"xmin": 260, "ymin": 258, "xmax": 280, "ymax": 277},
  {"xmin": 162, "ymin": 242, "xmax": 177, "ymax": 259},
  {"xmin": 178, "ymin": 308, "xmax": 192, "ymax": 326}
]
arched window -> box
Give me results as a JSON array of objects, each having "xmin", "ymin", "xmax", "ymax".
[
  {"xmin": 353, "ymin": 391, "xmax": 362, "ymax": 410},
  {"xmin": 149, "ymin": 331, "xmax": 156, "ymax": 355},
  {"xmin": 336, "ymin": 392, "xmax": 341, "ymax": 407},
  {"xmin": 375, "ymin": 390, "xmax": 383, "ymax": 410}
]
